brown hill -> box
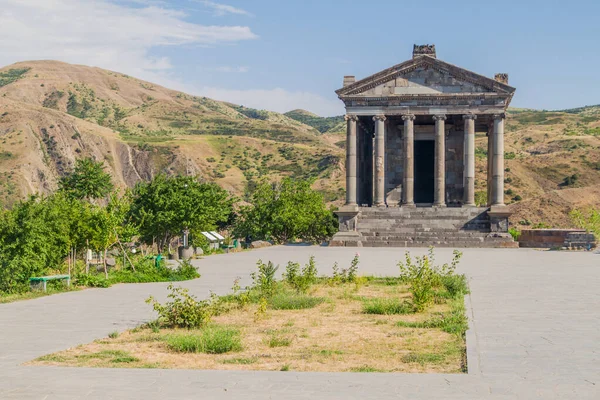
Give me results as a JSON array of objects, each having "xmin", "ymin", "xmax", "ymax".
[
  {"xmin": 1, "ymin": 60, "xmax": 600, "ymax": 228},
  {"xmin": 0, "ymin": 60, "xmax": 344, "ymax": 205}
]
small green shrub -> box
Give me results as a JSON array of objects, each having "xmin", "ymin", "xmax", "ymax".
[
  {"xmin": 251, "ymin": 260, "xmax": 278, "ymax": 298},
  {"xmin": 75, "ymin": 274, "xmax": 110, "ymax": 288},
  {"xmin": 362, "ymin": 298, "xmax": 414, "ymax": 315},
  {"xmin": 508, "ymin": 227, "xmax": 521, "ymax": 241},
  {"xmin": 398, "ymin": 248, "xmax": 463, "ymax": 312},
  {"xmin": 329, "ymin": 253, "xmax": 360, "ymax": 285},
  {"xmin": 108, "ymin": 331, "xmax": 119, "ymax": 339},
  {"xmin": 440, "ymin": 275, "xmax": 469, "ymax": 299},
  {"xmin": 269, "ymin": 291, "xmax": 324, "ymax": 310},
  {"xmin": 284, "ymin": 256, "xmax": 318, "ymax": 293},
  {"xmin": 146, "ymin": 284, "xmax": 219, "ymax": 329},
  {"xmin": 166, "ymin": 326, "xmax": 242, "ymax": 354}
]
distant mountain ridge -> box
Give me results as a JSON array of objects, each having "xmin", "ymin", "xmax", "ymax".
[{"xmin": 1, "ymin": 60, "xmax": 600, "ymax": 228}]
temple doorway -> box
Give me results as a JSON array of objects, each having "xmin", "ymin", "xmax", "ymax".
[{"xmin": 414, "ymin": 140, "xmax": 435, "ymax": 204}]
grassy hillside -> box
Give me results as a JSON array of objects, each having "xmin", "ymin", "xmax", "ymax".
[
  {"xmin": 1, "ymin": 60, "xmax": 600, "ymax": 228},
  {"xmin": 0, "ymin": 61, "xmax": 344, "ymax": 206}
]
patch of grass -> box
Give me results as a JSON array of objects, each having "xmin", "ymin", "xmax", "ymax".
[
  {"xmin": 362, "ymin": 298, "xmax": 414, "ymax": 315},
  {"xmin": 108, "ymin": 331, "xmax": 119, "ymax": 339},
  {"xmin": 396, "ymin": 298, "xmax": 468, "ymax": 336},
  {"xmin": 36, "ymin": 354, "xmax": 68, "ymax": 363},
  {"xmin": 317, "ymin": 349, "xmax": 343, "ymax": 356},
  {"xmin": 165, "ymin": 326, "xmax": 242, "ymax": 354},
  {"xmin": 401, "ymin": 352, "xmax": 444, "ymax": 365},
  {"xmin": 268, "ymin": 334, "xmax": 293, "ymax": 348},
  {"xmin": 349, "ymin": 365, "xmax": 385, "ymax": 372},
  {"xmin": 220, "ymin": 357, "xmax": 257, "ymax": 365},
  {"xmin": 268, "ymin": 292, "xmax": 325, "ymax": 310},
  {"xmin": 280, "ymin": 364, "xmax": 291, "ymax": 371},
  {"xmin": 111, "ymin": 354, "xmax": 140, "ymax": 363}
]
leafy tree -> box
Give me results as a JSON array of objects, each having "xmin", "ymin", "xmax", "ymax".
[
  {"xmin": 129, "ymin": 175, "xmax": 234, "ymax": 253},
  {"xmin": 233, "ymin": 178, "xmax": 337, "ymax": 244},
  {"xmin": 0, "ymin": 194, "xmax": 77, "ymax": 293},
  {"xmin": 59, "ymin": 157, "xmax": 114, "ymax": 201}
]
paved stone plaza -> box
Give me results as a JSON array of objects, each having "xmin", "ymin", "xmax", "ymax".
[{"xmin": 1, "ymin": 246, "xmax": 599, "ymax": 399}]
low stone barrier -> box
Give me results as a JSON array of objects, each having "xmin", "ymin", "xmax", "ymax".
[{"xmin": 519, "ymin": 229, "xmax": 596, "ymax": 249}]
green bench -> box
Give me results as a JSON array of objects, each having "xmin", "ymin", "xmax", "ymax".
[{"xmin": 29, "ymin": 275, "xmax": 71, "ymax": 292}]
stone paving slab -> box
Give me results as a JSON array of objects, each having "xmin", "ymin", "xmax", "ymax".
[{"xmin": 1, "ymin": 246, "xmax": 599, "ymax": 399}]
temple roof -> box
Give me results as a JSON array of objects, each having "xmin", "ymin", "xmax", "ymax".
[{"xmin": 336, "ymin": 51, "xmax": 515, "ymax": 109}]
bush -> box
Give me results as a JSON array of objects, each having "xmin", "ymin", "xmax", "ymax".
[
  {"xmin": 398, "ymin": 248, "xmax": 463, "ymax": 312},
  {"xmin": 233, "ymin": 178, "xmax": 337, "ymax": 244},
  {"xmin": 283, "ymin": 256, "xmax": 318, "ymax": 293},
  {"xmin": 166, "ymin": 326, "xmax": 242, "ymax": 354},
  {"xmin": 269, "ymin": 292, "xmax": 324, "ymax": 310},
  {"xmin": 362, "ymin": 298, "xmax": 413, "ymax": 315},
  {"xmin": 146, "ymin": 284, "xmax": 219, "ymax": 329},
  {"xmin": 508, "ymin": 227, "xmax": 521, "ymax": 241},
  {"xmin": 329, "ymin": 254, "xmax": 360, "ymax": 285},
  {"xmin": 251, "ymin": 260, "xmax": 278, "ymax": 298}
]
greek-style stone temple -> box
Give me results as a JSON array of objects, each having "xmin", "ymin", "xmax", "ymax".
[{"xmin": 330, "ymin": 45, "xmax": 517, "ymax": 247}]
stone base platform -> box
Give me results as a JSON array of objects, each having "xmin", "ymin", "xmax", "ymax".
[{"xmin": 330, "ymin": 206, "xmax": 517, "ymax": 248}]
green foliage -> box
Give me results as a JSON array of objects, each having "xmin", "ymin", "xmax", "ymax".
[
  {"xmin": 570, "ymin": 208, "xmax": 600, "ymax": 235},
  {"xmin": 283, "ymin": 256, "xmax": 318, "ymax": 293},
  {"xmin": 233, "ymin": 178, "xmax": 337, "ymax": 244},
  {"xmin": 268, "ymin": 292, "xmax": 324, "ymax": 310},
  {"xmin": 474, "ymin": 147, "xmax": 487, "ymax": 159},
  {"xmin": 59, "ymin": 158, "xmax": 114, "ymax": 201},
  {"xmin": 474, "ymin": 191, "xmax": 487, "ymax": 207},
  {"xmin": 129, "ymin": 174, "xmax": 234, "ymax": 252},
  {"xmin": 0, "ymin": 194, "xmax": 83, "ymax": 293},
  {"xmin": 251, "ymin": 260, "xmax": 278, "ymax": 298},
  {"xmin": 396, "ymin": 297, "xmax": 468, "ymax": 336},
  {"xmin": 283, "ymin": 110, "xmax": 344, "ymax": 134},
  {"xmin": 329, "ymin": 254, "xmax": 360, "ymax": 285},
  {"xmin": 146, "ymin": 284, "xmax": 220, "ymax": 329},
  {"xmin": 397, "ymin": 248, "xmax": 463, "ymax": 312},
  {"xmin": 165, "ymin": 326, "xmax": 242, "ymax": 354},
  {"xmin": 362, "ymin": 298, "xmax": 413, "ymax": 315},
  {"xmin": 0, "ymin": 68, "xmax": 30, "ymax": 87},
  {"xmin": 508, "ymin": 227, "xmax": 521, "ymax": 241},
  {"xmin": 561, "ymin": 173, "xmax": 579, "ymax": 187},
  {"xmin": 108, "ymin": 331, "xmax": 119, "ymax": 339},
  {"xmin": 504, "ymin": 152, "xmax": 516, "ymax": 160}
]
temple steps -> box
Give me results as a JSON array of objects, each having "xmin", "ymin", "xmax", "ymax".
[{"xmin": 335, "ymin": 206, "xmax": 517, "ymax": 248}]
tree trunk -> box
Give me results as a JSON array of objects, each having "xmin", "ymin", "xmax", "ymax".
[
  {"xmin": 103, "ymin": 249, "xmax": 108, "ymax": 279},
  {"xmin": 86, "ymin": 240, "xmax": 90, "ymax": 274}
]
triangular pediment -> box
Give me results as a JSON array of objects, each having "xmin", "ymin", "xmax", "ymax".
[{"xmin": 336, "ymin": 56, "xmax": 515, "ymax": 98}]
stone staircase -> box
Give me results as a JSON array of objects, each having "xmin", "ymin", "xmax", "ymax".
[{"xmin": 354, "ymin": 207, "xmax": 516, "ymax": 248}]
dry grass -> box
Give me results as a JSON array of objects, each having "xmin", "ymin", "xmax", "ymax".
[{"xmin": 32, "ymin": 281, "xmax": 466, "ymax": 373}]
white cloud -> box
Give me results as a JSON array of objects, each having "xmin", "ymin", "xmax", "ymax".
[
  {"xmin": 198, "ymin": 87, "xmax": 344, "ymax": 117},
  {"xmin": 199, "ymin": 1, "xmax": 252, "ymax": 17},
  {"xmin": 0, "ymin": 0, "xmax": 257, "ymax": 84}
]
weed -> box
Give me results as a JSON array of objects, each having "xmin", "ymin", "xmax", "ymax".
[
  {"xmin": 108, "ymin": 331, "xmax": 119, "ymax": 339},
  {"xmin": 268, "ymin": 332, "xmax": 293, "ymax": 348},
  {"xmin": 254, "ymin": 297, "xmax": 268, "ymax": 322},
  {"xmin": 251, "ymin": 260, "xmax": 278, "ymax": 298},
  {"xmin": 146, "ymin": 284, "xmax": 219, "ymax": 329},
  {"xmin": 401, "ymin": 352, "xmax": 444, "ymax": 365},
  {"xmin": 280, "ymin": 364, "xmax": 291, "ymax": 371},
  {"xmin": 396, "ymin": 298, "xmax": 468, "ymax": 336}
]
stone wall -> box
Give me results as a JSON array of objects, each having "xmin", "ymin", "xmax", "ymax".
[{"xmin": 519, "ymin": 229, "xmax": 595, "ymax": 249}]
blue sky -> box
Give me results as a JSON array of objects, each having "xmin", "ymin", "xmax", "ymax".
[{"xmin": 1, "ymin": 0, "xmax": 599, "ymax": 116}]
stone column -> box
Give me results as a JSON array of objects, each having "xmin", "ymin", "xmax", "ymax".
[
  {"xmin": 433, "ymin": 114, "xmax": 446, "ymax": 207},
  {"xmin": 402, "ymin": 114, "xmax": 416, "ymax": 206},
  {"xmin": 373, "ymin": 114, "xmax": 386, "ymax": 207},
  {"xmin": 487, "ymin": 125, "xmax": 493, "ymax": 206},
  {"xmin": 463, "ymin": 114, "xmax": 477, "ymax": 206},
  {"xmin": 492, "ymin": 113, "xmax": 505, "ymax": 206},
  {"xmin": 344, "ymin": 114, "xmax": 358, "ymax": 205}
]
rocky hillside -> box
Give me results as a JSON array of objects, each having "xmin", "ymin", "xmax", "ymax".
[
  {"xmin": 0, "ymin": 61, "xmax": 345, "ymax": 206},
  {"xmin": 1, "ymin": 60, "xmax": 600, "ymax": 228}
]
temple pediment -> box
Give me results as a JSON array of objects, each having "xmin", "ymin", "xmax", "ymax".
[{"xmin": 336, "ymin": 56, "xmax": 515, "ymax": 100}]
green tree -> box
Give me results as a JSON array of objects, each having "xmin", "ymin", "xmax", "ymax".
[
  {"xmin": 59, "ymin": 157, "xmax": 114, "ymax": 201},
  {"xmin": 234, "ymin": 178, "xmax": 337, "ymax": 244},
  {"xmin": 0, "ymin": 194, "xmax": 77, "ymax": 293},
  {"xmin": 129, "ymin": 175, "xmax": 233, "ymax": 253}
]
